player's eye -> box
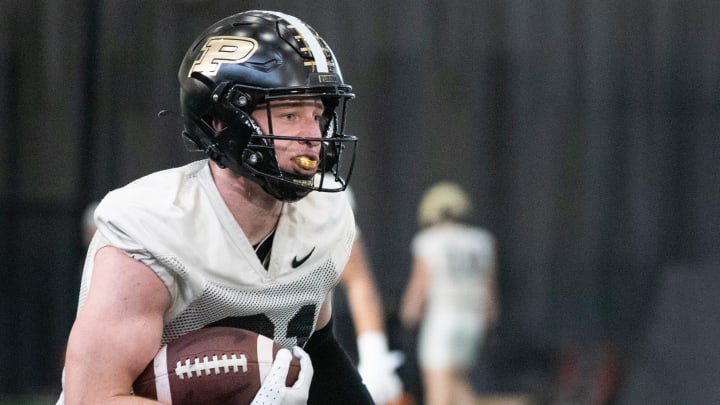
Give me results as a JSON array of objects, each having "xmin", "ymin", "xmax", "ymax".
[{"xmin": 278, "ymin": 112, "xmax": 296, "ymax": 121}]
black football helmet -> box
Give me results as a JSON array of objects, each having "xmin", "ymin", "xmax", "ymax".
[{"xmin": 178, "ymin": 10, "xmax": 357, "ymax": 202}]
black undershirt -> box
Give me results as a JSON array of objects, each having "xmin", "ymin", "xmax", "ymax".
[{"xmin": 253, "ymin": 231, "xmax": 275, "ymax": 269}]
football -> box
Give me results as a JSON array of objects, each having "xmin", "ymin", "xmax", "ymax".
[{"xmin": 133, "ymin": 327, "xmax": 301, "ymax": 404}]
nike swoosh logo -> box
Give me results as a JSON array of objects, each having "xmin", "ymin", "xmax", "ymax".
[{"xmin": 291, "ymin": 247, "xmax": 316, "ymax": 268}]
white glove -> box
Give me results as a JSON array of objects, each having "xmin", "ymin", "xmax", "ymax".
[
  {"xmin": 250, "ymin": 346, "xmax": 314, "ymax": 405},
  {"xmin": 357, "ymin": 332, "xmax": 404, "ymax": 405}
]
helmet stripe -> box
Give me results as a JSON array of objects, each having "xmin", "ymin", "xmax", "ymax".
[{"xmin": 268, "ymin": 11, "xmax": 329, "ymax": 73}]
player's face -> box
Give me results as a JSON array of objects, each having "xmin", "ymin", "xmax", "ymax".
[{"xmin": 252, "ymin": 98, "xmax": 324, "ymax": 175}]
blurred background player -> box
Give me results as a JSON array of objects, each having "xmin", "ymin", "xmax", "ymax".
[
  {"xmin": 400, "ymin": 182, "xmax": 499, "ymax": 405},
  {"xmin": 338, "ymin": 188, "xmax": 405, "ymax": 404}
]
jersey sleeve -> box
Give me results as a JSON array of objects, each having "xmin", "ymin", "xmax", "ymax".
[{"xmin": 90, "ymin": 196, "xmax": 196, "ymax": 320}]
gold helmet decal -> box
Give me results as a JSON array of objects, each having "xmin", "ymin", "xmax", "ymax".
[
  {"xmin": 189, "ymin": 36, "xmax": 258, "ymax": 77},
  {"xmin": 273, "ymin": 11, "xmax": 332, "ymax": 73}
]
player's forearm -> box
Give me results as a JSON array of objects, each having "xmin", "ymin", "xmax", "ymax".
[
  {"xmin": 399, "ymin": 294, "xmax": 423, "ymax": 328},
  {"xmin": 400, "ymin": 258, "xmax": 429, "ymax": 328},
  {"xmin": 63, "ymin": 330, "xmax": 165, "ymax": 404},
  {"xmin": 63, "ymin": 363, "xmax": 164, "ymax": 405},
  {"xmin": 346, "ymin": 278, "xmax": 385, "ymax": 333},
  {"xmin": 65, "ymin": 394, "xmax": 165, "ymax": 405}
]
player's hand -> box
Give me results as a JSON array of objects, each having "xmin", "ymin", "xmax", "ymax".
[
  {"xmin": 357, "ymin": 332, "xmax": 404, "ymax": 405},
  {"xmin": 250, "ymin": 346, "xmax": 314, "ymax": 405}
]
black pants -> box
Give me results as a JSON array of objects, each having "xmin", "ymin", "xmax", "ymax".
[{"xmin": 304, "ymin": 318, "xmax": 375, "ymax": 404}]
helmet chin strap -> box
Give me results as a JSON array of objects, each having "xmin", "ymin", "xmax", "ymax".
[{"xmin": 240, "ymin": 157, "xmax": 315, "ymax": 203}]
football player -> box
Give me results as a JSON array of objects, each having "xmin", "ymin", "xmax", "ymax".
[
  {"xmin": 58, "ymin": 10, "xmax": 372, "ymax": 405},
  {"xmin": 400, "ymin": 182, "xmax": 499, "ymax": 405}
]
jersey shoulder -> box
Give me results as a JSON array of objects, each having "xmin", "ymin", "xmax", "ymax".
[
  {"xmin": 287, "ymin": 189, "xmax": 355, "ymax": 244},
  {"xmin": 412, "ymin": 223, "xmax": 495, "ymax": 253},
  {"xmin": 99, "ymin": 160, "xmax": 207, "ymax": 214},
  {"xmin": 93, "ymin": 160, "xmax": 216, "ymax": 255},
  {"xmin": 273, "ymin": 189, "xmax": 356, "ymax": 275}
]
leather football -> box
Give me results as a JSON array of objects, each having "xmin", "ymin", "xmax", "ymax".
[{"xmin": 133, "ymin": 327, "xmax": 300, "ymax": 404}]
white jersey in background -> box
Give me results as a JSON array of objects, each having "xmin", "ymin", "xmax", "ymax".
[{"xmin": 411, "ymin": 222, "xmax": 496, "ymax": 368}]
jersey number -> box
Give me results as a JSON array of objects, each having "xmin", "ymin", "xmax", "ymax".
[{"xmin": 207, "ymin": 304, "xmax": 316, "ymax": 347}]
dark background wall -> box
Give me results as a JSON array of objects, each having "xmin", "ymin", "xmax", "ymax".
[{"xmin": 1, "ymin": 0, "xmax": 719, "ymax": 403}]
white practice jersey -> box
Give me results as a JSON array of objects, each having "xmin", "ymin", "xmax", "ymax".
[
  {"xmin": 78, "ymin": 159, "xmax": 356, "ymax": 348},
  {"xmin": 411, "ymin": 223, "xmax": 496, "ymax": 316}
]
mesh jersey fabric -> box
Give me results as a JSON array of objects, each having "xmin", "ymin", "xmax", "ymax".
[{"xmin": 77, "ymin": 159, "xmax": 356, "ymax": 348}]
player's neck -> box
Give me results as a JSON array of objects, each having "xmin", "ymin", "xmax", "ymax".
[{"xmin": 209, "ymin": 161, "xmax": 283, "ymax": 245}]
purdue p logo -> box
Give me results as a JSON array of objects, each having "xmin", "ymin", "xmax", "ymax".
[{"xmin": 189, "ymin": 36, "xmax": 258, "ymax": 77}]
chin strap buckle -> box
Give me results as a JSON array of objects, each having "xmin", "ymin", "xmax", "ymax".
[{"xmin": 205, "ymin": 143, "xmax": 227, "ymax": 168}]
